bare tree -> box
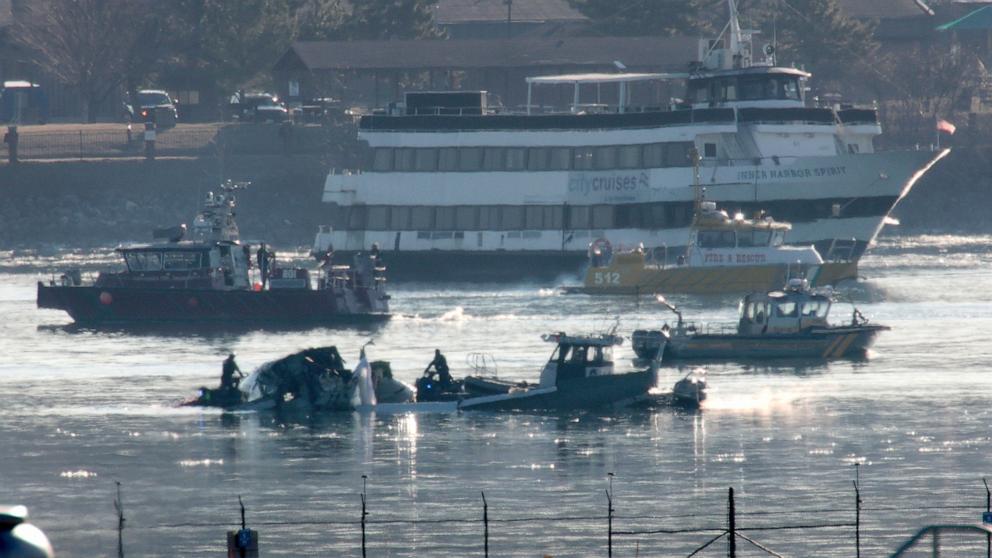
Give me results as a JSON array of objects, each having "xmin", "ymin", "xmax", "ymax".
[{"xmin": 14, "ymin": 0, "xmax": 155, "ymax": 122}]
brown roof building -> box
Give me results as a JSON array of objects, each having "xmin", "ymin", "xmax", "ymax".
[{"xmin": 274, "ymin": 36, "xmax": 698, "ymax": 108}]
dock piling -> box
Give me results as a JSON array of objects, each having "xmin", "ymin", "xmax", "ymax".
[
  {"xmin": 361, "ymin": 475, "xmax": 368, "ymax": 558},
  {"xmin": 482, "ymin": 491, "xmax": 489, "ymax": 558}
]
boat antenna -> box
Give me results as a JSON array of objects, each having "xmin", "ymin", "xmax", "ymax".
[{"xmin": 656, "ymin": 295, "xmax": 684, "ymax": 329}]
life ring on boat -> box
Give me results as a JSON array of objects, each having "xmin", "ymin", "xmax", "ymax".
[{"xmin": 588, "ymin": 238, "xmax": 613, "ymax": 267}]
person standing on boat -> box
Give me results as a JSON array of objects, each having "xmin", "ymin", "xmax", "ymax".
[
  {"xmin": 257, "ymin": 244, "xmax": 270, "ymax": 288},
  {"xmin": 424, "ymin": 349, "xmax": 452, "ymax": 390},
  {"xmin": 220, "ymin": 354, "xmax": 243, "ymax": 392}
]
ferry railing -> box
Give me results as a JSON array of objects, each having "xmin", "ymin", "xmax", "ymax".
[{"xmin": 889, "ymin": 524, "xmax": 992, "ymax": 557}]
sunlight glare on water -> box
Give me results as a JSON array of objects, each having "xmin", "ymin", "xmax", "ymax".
[{"xmin": 1, "ymin": 234, "xmax": 991, "ymax": 556}]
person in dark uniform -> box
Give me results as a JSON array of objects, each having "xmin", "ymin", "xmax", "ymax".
[
  {"xmin": 424, "ymin": 349, "xmax": 452, "ymax": 390},
  {"xmin": 220, "ymin": 353, "xmax": 243, "ymax": 391},
  {"xmin": 370, "ymin": 242, "xmax": 381, "ymax": 267},
  {"xmin": 256, "ymin": 244, "xmax": 269, "ymax": 288}
]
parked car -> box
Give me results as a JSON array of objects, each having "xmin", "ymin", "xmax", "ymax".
[
  {"xmin": 229, "ymin": 92, "xmax": 289, "ymax": 122},
  {"xmin": 123, "ymin": 89, "xmax": 178, "ymax": 127},
  {"xmin": 0, "ymin": 81, "xmax": 49, "ymax": 124}
]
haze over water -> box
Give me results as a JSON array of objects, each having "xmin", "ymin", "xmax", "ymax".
[{"xmin": 2, "ymin": 234, "xmax": 991, "ymax": 557}]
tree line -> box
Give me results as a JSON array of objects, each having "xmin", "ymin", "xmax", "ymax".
[{"xmin": 8, "ymin": 0, "xmax": 979, "ymax": 125}]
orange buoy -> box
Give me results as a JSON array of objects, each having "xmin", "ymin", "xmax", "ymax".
[{"xmin": 99, "ymin": 292, "xmax": 113, "ymax": 305}]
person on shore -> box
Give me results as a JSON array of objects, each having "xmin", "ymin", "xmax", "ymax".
[{"xmin": 220, "ymin": 354, "xmax": 243, "ymax": 392}]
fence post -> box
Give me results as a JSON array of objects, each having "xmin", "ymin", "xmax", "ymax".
[
  {"xmin": 481, "ymin": 491, "xmax": 489, "ymax": 558},
  {"xmin": 854, "ymin": 480, "xmax": 861, "ymax": 558},
  {"xmin": 607, "ymin": 472, "xmax": 615, "ymax": 558},
  {"xmin": 361, "ymin": 475, "xmax": 368, "ymax": 558},
  {"xmin": 4, "ymin": 125, "xmax": 18, "ymax": 164},
  {"xmin": 983, "ymin": 478, "xmax": 990, "ymax": 558},
  {"xmin": 728, "ymin": 487, "xmax": 736, "ymax": 558},
  {"xmin": 114, "ymin": 481, "xmax": 125, "ymax": 558},
  {"xmin": 144, "ymin": 122, "xmax": 156, "ymax": 160}
]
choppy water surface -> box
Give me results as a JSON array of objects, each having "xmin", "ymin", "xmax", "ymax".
[{"xmin": 2, "ymin": 235, "xmax": 992, "ymax": 557}]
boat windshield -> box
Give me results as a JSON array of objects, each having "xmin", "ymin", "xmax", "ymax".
[
  {"xmin": 163, "ymin": 251, "xmax": 209, "ymax": 271},
  {"xmin": 697, "ymin": 230, "xmax": 736, "ymax": 248},
  {"xmin": 124, "ymin": 251, "xmax": 163, "ymax": 271},
  {"xmin": 737, "ymin": 230, "xmax": 772, "ymax": 247},
  {"xmin": 800, "ymin": 299, "xmax": 830, "ymax": 319},
  {"xmin": 774, "ymin": 301, "xmax": 799, "ymax": 318},
  {"xmin": 688, "ymin": 75, "xmax": 803, "ymax": 104}
]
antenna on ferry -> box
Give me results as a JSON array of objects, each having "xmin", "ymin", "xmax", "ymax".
[{"xmin": 728, "ymin": 0, "xmax": 742, "ymax": 67}]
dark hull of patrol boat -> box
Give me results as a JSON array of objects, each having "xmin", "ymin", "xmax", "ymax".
[
  {"xmin": 664, "ymin": 325, "xmax": 889, "ymax": 361},
  {"xmin": 36, "ymin": 284, "xmax": 390, "ymax": 325},
  {"xmin": 459, "ymin": 369, "xmax": 657, "ymax": 411}
]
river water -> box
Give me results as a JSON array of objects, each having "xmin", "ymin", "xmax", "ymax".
[{"xmin": 1, "ymin": 234, "xmax": 991, "ymax": 557}]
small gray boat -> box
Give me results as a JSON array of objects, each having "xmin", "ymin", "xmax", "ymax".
[{"xmin": 633, "ymin": 279, "xmax": 889, "ymax": 362}]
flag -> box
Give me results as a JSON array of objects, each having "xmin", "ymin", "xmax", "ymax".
[{"xmin": 936, "ymin": 119, "xmax": 956, "ymax": 135}]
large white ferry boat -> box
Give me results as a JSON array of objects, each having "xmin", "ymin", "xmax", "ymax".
[{"xmin": 313, "ymin": 1, "xmax": 947, "ymax": 278}]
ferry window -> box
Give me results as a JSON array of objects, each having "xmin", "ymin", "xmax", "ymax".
[
  {"xmin": 390, "ymin": 206, "xmax": 411, "ymax": 229},
  {"xmin": 643, "ymin": 143, "xmax": 665, "ymax": 167},
  {"xmin": 592, "ymin": 205, "xmax": 614, "ymax": 229},
  {"xmin": 544, "ymin": 206, "xmax": 563, "ymax": 229},
  {"xmin": 573, "ymin": 147, "xmax": 594, "ymax": 170},
  {"xmin": 666, "ymin": 142, "xmax": 693, "ymax": 167},
  {"xmin": 618, "ymin": 145, "xmax": 641, "ymax": 168},
  {"xmin": 549, "ymin": 147, "xmax": 572, "ymax": 170},
  {"xmin": 721, "ymin": 79, "xmax": 737, "ymax": 101},
  {"xmin": 775, "ymin": 301, "xmax": 798, "ymax": 318},
  {"xmin": 771, "ymin": 231, "xmax": 784, "ymax": 246},
  {"xmin": 367, "ymin": 206, "xmax": 389, "ymax": 230},
  {"xmin": 502, "ymin": 206, "xmax": 524, "ymax": 229},
  {"xmin": 649, "ymin": 203, "xmax": 667, "ymax": 226},
  {"xmin": 739, "ymin": 77, "xmax": 765, "ymax": 101},
  {"xmin": 568, "ymin": 206, "xmax": 591, "ymax": 229},
  {"xmin": 506, "ymin": 148, "xmax": 526, "ymax": 171},
  {"xmin": 372, "ymin": 148, "xmax": 393, "ymax": 172},
  {"xmin": 438, "ymin": 148, "xmax": 458, "ymax": 171},
  {"xmin": 746, "ymin": 302, "xmax": 757, "ymax": 321},
  {"xmin": 435, "ymin": 207, "xmax": 456, "ymax": 229},
  {"xmin": 455, "ymin": 206, "xmax": 477, "ymax": 230},
  {"xmin": 459, "ymin": 148, "xmax": 482, "ymax": 171},
  {"xmin": 594, "ymin": 146, "xmax": 617, "ymax": 170},
  {"xmin": 527, "ymin": 147, "xmax": 549, "ymax": 171},
  {"xmin": 411, "ymin": 207, "xmax": 433, "ymax": 229},
  {"xmin": 394, "ymin": 148, "xmax": 415, "ymax": 171},
  {"xmin": 479, "ymin": 206, "xmax": 499, "ymax": 229},
  {"xmin": 781, "ymin": 77, "xmax": 800, "ymax": 100},
  {"xmin": 414, "ymin": 149, "xmax": 437, "ymax": 172},
  {"xmin": 483, "ymin": 147, "xmax": 505, "ymax": 171},
  {"xmin": 348, "ymin": 206, "xmax": 367, "ymax": 228},
  {"xmin": 525, "ymin": 206, "xmax": 544, "ymax": 229},
  {"xmin": 689, "ymin": 79, "xmax": 711, "ymax": 103},
  {"xmin": 703, "ymin": 143, "xmax": 717, "ymax": 158}
]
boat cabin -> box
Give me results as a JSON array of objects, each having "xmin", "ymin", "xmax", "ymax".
[
  {"xmin": 737, "ymin": 278, "xmax": 832, "ymax": 335},
  {"xmin": 686, "ymin": 201, "xmax": 821, "ymax": 267},
  {"xmin": 104, "ymin": 241, "xmax": 251, "ymax": 290},
  {"xmin": 538, "ymin": 332, "xmax": 622, "ymax": 388},
  {"xmin": 686, "ymin": 67, "xmax": 808, "ymax": 110}
]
